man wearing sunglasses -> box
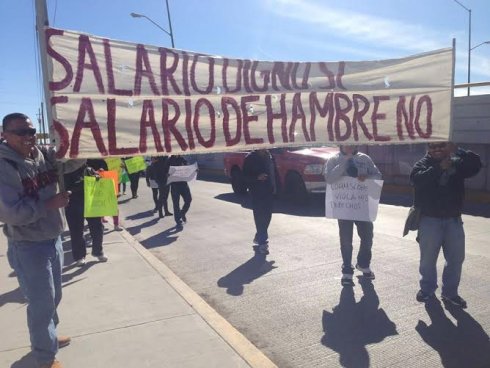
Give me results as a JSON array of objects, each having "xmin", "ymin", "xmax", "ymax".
[
  {"xmin": 0, "ymin": 113, "xmax": 73, "ymax": 368},
  {"xmin": 410, "ymin": 141, "xmax": 481, "ymax": 308}
]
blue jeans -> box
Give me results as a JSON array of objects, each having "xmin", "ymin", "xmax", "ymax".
[
  {"xmin": 8, "ymin": 237, "xmax": 63, "ymax": 364},
  {"xmin": 338, "ymin": 220, "xmax": 373, "ymax": 273},
  {"xmin": 417, "ymin": 216, "xmax": 465, "ymax": 297}
]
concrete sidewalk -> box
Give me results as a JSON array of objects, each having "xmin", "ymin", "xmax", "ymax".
[{"xmin": 0, "ymin": 224, "xmax": 276, "ymax": 368}]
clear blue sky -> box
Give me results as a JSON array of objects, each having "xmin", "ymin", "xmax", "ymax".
[{"xmin": 1, "ymin": 0, "xmax": 489, "ymax": 130}]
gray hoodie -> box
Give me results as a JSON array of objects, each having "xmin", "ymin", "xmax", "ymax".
[
  {"xmin": 0, "ymin": 143, "xmax": 68, "ymax": 241},
  {"xmin": 324, "ymin": 150, "xmax": 382, "ymax": 184}
]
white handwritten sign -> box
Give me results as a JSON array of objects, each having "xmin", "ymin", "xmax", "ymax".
[
  {"xmin": 325, "ymin": 177, "xmax": 383, "ymax": 221},
  {"xmin": 167, "ymin": 162, "xmax": 198, "ymax": 184}
]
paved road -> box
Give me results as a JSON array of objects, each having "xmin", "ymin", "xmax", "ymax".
[{"xmin": 118, "ymin": 177, "xmax": 490, "ymax": 368}]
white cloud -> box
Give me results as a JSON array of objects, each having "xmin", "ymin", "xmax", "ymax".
[{"xmin": 266, "ymin": 0, "xmax": 448, "ymax": 54}]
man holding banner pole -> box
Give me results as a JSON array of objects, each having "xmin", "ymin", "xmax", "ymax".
[
  {"xmin": 0, "ymin": 113, "xmax": 75, "ymax": 368},
  {"xmin": 325, "ymin": 145, "xmax": 382, "ymax": 286}
]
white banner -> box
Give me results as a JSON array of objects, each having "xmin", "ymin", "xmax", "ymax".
[
  {"xmin": 325, "ymin": 177, "xmax": 383, "ymax": 222},
  {"xmin": 44, "ymin": 27, "xmax": 454, "ymax": 159},
  {"xmin": 167, "ymin": 162, "xmax": 198, "ymax": 184}
]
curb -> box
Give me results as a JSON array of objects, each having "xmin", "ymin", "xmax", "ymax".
[{"xmin": 118, "ymin": 229, "xmax": 277, "ymax": 368}]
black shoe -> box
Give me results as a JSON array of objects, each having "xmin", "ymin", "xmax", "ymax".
[
  {"xmin": 341, "ymin": 274, "xmax": 355, "ymax": 286},
  {"xmin": 158, "ymin": 213, "xmax": 164, "ymax": 219},
  {"xmin": 441, "ymin": 295, "xmax": 467, "ymax": 309},
  {"xmin": 182, "ymin": 215, "xmax": 187, "ymax": 223},
  {"xmin": 355, "ymin": 264, "xmax": 375, "ymax": 279},
  {"xmin": 165, "ymin": 211, "xmax": 173, "ymax": 216},
  {"xmin": 175, "ymin": 223, "xmax": 183, "ymax": 231},
  {"xmin": 416, "ymin": 290, "xmax": 433, "ymax": 303},
  {"xmin": 152, "ymin": 208, "xmax": 158, "ymax": 213}
]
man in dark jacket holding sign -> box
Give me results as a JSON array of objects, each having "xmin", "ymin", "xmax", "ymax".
[
  {"xmin": 243, "ymin": 149, "xmax": 276, "ymax": 255},
  {"xmin": 410, "ymin": 142, "xmax": 481, "ymax": 308}
]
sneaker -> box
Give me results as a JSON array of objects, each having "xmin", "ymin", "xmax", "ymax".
[
  {"xmin": 341, "ymin": 273, "xmax": 355, "ymax": 286},
  {"xmin": 356, "ymin": 264, "xmax": 375, "ymax": 279},
  {"xmin": 96, "ymin": 255, "xmax": 108, "ymax": 262},
  {"xmin": 122, "ymin": 192, "xmax": 126, "ymax": 195},
  {"xmin": 39, "ymin": 360, "xmax": 62, "ymax": 368},
  {"xmin": 441, "ymin": 295, "xmax": 467, "ymax": 309},
  {"xmin": 75, "ymin": 258, "xmax": 86, "ymax": 267},
  {"xmin": 58, "ymin": 336, "xmax": 71, "ymax": 348},
  {"xmin": 416, "ymin": 290, "xmax": 433, "ymax": 303},
  {"xmin": 114, "ymin": 225, "xmax": 123, "ymax": 231}
]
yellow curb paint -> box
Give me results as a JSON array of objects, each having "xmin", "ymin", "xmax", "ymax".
[{"xmin": 119, "ymin": 230, "xmax": 277, "ymax": 368}]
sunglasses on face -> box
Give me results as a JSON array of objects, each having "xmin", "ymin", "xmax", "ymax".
[
  {"xmin": 428, "ymin": 143, "xmax": 447, "ymax": 150},
  {"xmin": 5, "ymin": 128, "xmax": 37, "ymax": 137}
]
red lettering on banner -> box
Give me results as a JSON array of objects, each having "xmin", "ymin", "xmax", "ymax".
[
  {"xmin": 184, "ymin": 99, "xmax": 195, "ymax": 150},
  {"xmin": 291, "ymin": 62, "xmax": 311, "ymax": 90},
  {"xmin": 251, "ymin": 61, "xmax": 270, "ymax": 92},
  {"xmin": 134, "ymin": 44, "xmax": 160, "ymax": 96},
  {"xmin": 241, "ymin": 95, "xmax": 263, "ymax": 145},
  {"xmin": 73, "ymin": 35, "xmax": 105, "ymax": 93},
  {"xmin": 309, "ymin": 92, "xmax": 334, "ymax": 141},
  {"xmin": 70, "ymin": 98, "xmax": 108, "ymax": 157},
  {"xmin": 104, "ymin": 39, "xmax": 132, "ymax": 96},
  {"xmin": 352, "ymin": 94, "xmax": 373, "ymax": 141},
  {"xmin": 46, "ymin": 29, "xmax": 73, "ymax": 91},
  {"xmin": 371, "ymin": 96, "xmax": 391, "ymax": 142},
  {"xmin": 191, "ymin": 55, "xmax": 214, "ymax": 94},
  {"xmin": 289, "ymin": 93, "xmax": 310, "ymax": 142},
  {"xmin": 271, "ymin": 62, "xmax": 293, "ymax": 91},
  {"xmin": 336, "ymin": 62, "xmax": 346, "ymax": 90},
  {"xmin": 334, "ymin": 93, "xmax": 353, "ymax": 141},
  {"xmin": 222, "ymin": 97, "xmax": 242, "ymax": 146},
  {"xmin": 414, "ymin": 95, "xmax": 432, "ymax": 138},
  {"xmin": 242, "ymin": 60, "xmax": 253, "ymax": 94},
  {"xmin": 318, "ymin": 63, "xmax": 336, "ymax": 90},
  {"xmin": 181, "ymin": 52, "xmax": 191, "ymax": 96},
  {"xmin": 193, "ymin": 98, "xmax": 216, "ymax": 148},
  {"xmin": 51, "ymin": 96, "xmax": 69, "ymax": 158},
  {"xmin": 396, "ymin": 96, "xmax": 416, "ymax": 140},
  {"xmin": 265, "ymin": 94, "xmax": 287, "ymax": 144},
  {"xmin": 107, "ymin": 99, "xmax": 138, "ymax": 156},
  {"xmin": 162, "ymin": 98, "xmax": 188, "ymax": 152},
  {"xmin": 139, "ymin": 100, "xmax": 163, "ymax": 153},
  {"xmin": 223, "ymin": 59, "xmax": 242, "ymax": 93},
  {"xmin": 160, "ymin": 48, "xmax": 181, "ymax": 96}
]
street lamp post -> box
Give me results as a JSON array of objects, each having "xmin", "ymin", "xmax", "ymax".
[
  {"xmin": 452, "ymin": 0, "xmax": 472, "ymax": 96},
  {"xmin": 130, "ymin": 5, "xmax": 175, "ymax": 48}
]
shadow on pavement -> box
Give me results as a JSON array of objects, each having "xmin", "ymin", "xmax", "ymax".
[
  {"xmin": 415, "ymin": 298, "xmax": 490, "ymax": 368},
  {"xmin": 0, "ymin": 286, "xmax": 26, "ymax": 307},
  {"xmin": 126, "ymin": 210, "xmax": 156, "ymax": 220},
  {"xmin": 217, "ymin": 254, "xmax": 277, "ymax": 296},
  {"xmin": 124, "ymin": 218, "xmax": 160, "ymax": 236},
  {"xmin": 10, "ymin": 352, "xmax": 36, "ymax": 368},
  {"xmin": 136, "ymin": 226, "xmax": 181, "ymax": 249},
  {"xmin": 321, "ymin": 279, "xmax": 398, "ymax": 368}
]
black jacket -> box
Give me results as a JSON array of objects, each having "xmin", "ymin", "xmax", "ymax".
[
  {"xmin": 146, "ymin": 157, "xmax": 170, "ymax": 187},
  {"xmin": 242, "ymin": 151, "xmax": 275, "ymax": 198},
  {"xmin": 410, "ymin": 149, "xmax": 481, "ymax": 218}
]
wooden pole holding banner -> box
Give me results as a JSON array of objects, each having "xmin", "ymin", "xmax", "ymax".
[{"xmin": 35, "ymin": 0, "xmax": 66, "ymax": 190}]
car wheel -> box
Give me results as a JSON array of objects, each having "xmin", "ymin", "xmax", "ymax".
[
  {"xmin": 231, "ymin": 168, "xmax": 248, "ymax": 194},
  {"xmin": 285, "ymin": 172, "xmax": 308, "ymax": 204}
]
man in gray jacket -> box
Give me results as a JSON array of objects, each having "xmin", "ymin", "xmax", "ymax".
[
  {"xmin": 324, "ymin": 145, "xmax": 382, "ymax": 286},
  {"xmin": 0, "ymin": 113, "xmax": 74, "ymax": 368}
]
